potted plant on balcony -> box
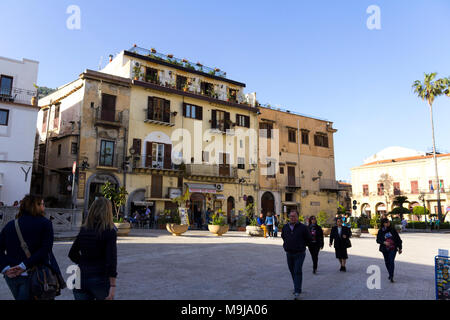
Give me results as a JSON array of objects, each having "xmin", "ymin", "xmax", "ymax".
[
  {"xmin": 133, "ymin": 63, "xmax": 142, "ymax": 81},
  {"xmin": 183, "ymin": 82, "xmax": 189, "ymax": 92},
  {"xmin": 368, "ymin": 213, "xmax": 381, "ymax": 236},
  {"xmin": 101, "ymin": 181, "xmax": 130, "ymax": 236},
  {"xmin": 208, "ymin": 210, "xmax": 229, "ymax": 236}
]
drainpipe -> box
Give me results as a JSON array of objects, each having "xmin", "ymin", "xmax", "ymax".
[{"xmin": 42, "ymin": 105, "xmax": 51, "ymax": 197}]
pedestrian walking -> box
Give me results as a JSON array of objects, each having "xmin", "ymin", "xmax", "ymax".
[
  {"xmin": 307, "ymin": 216, "xmax": 324, "ymax": 274},
  {"xmin": 401, "ymin": 217, "xmax": 408, "ymax": 232},
  {"xmin": 273, "ymin": 214, "xmax": 279, "ymax": 238},
  {"xmin": 376, "ymin": 218, "xmax": 402, "ymax": 283},
  {"xmin": 281, "ymin": 210, "xmax": 312, "ymax": 300},
  {"xmin": 265, "ymin": 212, "xmax": 274, "ymax": 239},
  {"xmin": 69, "ymin": 197, "xmax": 117, "ymax": 300},
  {"xmin": 329, "ymin": 217, "xmax": 352, "ymax": 272},
  {"xmin": 257, "ymin": 212, "xmax": 267, "ymax": 238},
  {"xmin": 0, "ymin": 194, "xmax": 65, "ymax": 300}
]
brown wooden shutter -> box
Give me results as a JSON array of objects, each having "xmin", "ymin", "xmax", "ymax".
[
  {"xmin": 183, "ymin": 103, "xmax": 187, "ymax": 117},
  {"xmin": 164, "ymin": 144, "xmax": 172, "ymax": 169},
  {"xmin": 145, "ymin": 141, "xmax": 153, "ymax": 167},
  {"xmin": 224, "ymin": 112, "xmax": 230, "ymax": 130},
  {"xmin": 151, "ymin": 175, "xmax": 162, "ymax": 198},
  {"xmin": 211, "ymin": 110, "xmax": 217, "ymax": 128},
  {"xmin": 101, "ymin": 94, "xmax": 116, "ymax": 122},
  {"xmin": 196, "ymin": 106, "xmax": 203, "ymax": 120},
  {"xmin": 132, "ymin": 138, "xmax": 142, "ymax": 154},
  {"xmin": 147, "ymin": 97, "xmax": 154, "ymax": 120},
  {"xmin": 245, "ymin": 115, "xmax": 250, "ymax": 128},
  {"xmin": 163, "ymin": 99, "xmax": 171, "ymax": 123}
]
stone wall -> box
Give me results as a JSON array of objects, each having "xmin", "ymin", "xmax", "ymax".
[{"xmin": 0, "ymin": 207, "xmax": 82, "ymax": 232}]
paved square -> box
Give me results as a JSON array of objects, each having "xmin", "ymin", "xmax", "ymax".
[{"xmin": 0, "ymin": 229, "xmax": 448, "ymax": 300}]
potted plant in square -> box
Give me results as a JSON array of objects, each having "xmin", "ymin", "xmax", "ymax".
[
  {"xmin": 166, "ymin": 190, "xmax": 190, "ymax": 236},
  {"xmin": 317, "ymin": 210, "xmax": 332, "ymax": 236},
  {"xmin": 101, "ymin": 181, "xmax": 130, "ymax": 236},
  {"xmin": 350, "ymin": 218, "xmax": 361, "ymax": 237},
  {"xmin": 208, "ymin": 210, "xmax": 229, "ymax": 236},
  {"xmin": 368, "ymin": 213, "xmax": 381, "ymax": 236},
  {"xmin": 246, "ymin": 218, "xmax": 264, "ymax": 236}
]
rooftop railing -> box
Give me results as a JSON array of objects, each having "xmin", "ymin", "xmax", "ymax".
[{"xmin": 129, "ymin": 46, "xmax": 227, "ymax": 78}]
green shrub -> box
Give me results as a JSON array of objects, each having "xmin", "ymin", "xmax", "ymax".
[
  {"xmin": 249, "ymin": 218, "xmax": 259, "ymax": 226},
  {"xmin": 357, "ymin": 214, "xmax": 370, "ymax": 228},
  {"xmin": 210, "ymin": 212, "xmax": 227, "ymax": 226},
  {"xmin": 370, "ymin": 213, "xmax": 381, "ymax": 228},
  {"xmin": 317, "ymin": 210, "xmax": 332, "ymax": 227}
]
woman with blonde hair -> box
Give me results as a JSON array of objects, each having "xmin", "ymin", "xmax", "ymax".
[{"xmin": 69, "ymin": 197, "xmax": 117, "ymax": 300}]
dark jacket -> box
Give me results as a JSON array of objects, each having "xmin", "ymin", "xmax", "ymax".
[
  {"xmin": 376, "ymin": 227, "xmax": 402, "ymax": 252},
  {"xmin": 329, "ymin": 226, "xmax": 352, "ymax": 249},
  {"xmin": 281, "ymin": 222, "xmax": 312, "ymax": 254},
  {"xmin": 69, "ymin": 226, "xmax": 117, "ymax": 279},
  {"xmin": 308, "ymin": 224, "xmax": 324, "ymax": 249},
  {"xmin": 0, "ymin": 212, "xmax": 61, "ymax": 274}
]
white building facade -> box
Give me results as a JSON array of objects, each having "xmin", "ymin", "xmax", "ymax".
[
  {"xmin": 0, "ymin": 56, "xmax": 39, "ymax": 205},
  {"xmin": 351, "ymin": 147, "xmax": 450, "ymax": 221}
]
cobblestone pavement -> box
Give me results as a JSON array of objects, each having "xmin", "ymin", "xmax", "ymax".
[{"xmin": 1, "ymin": 229, "xmax": 448, "ymax": 300}]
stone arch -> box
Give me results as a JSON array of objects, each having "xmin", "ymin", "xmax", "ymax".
[
  {"xmin": 361, "ymin": 203, "xmax": 371, "ymax": 218},
  {"xmin": 126, "ymin": 188, "xmax": 146, "ymax": 217},
  {"xmin": 261, "ymin": 191, "xmax": 275, "ymax": 216},
  {"xmin": 83, "ymin": 172, "xmax": 120, "ymax": 218},
  {"xmin": 375, "ymin": 202, "xmax": 386, "ymax": 214}
]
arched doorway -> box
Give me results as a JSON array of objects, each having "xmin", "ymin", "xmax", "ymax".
[
  {"xmin": 227, "ymin": 196, "xmax": 235, "ymax": 225},
  {"xmin": 84, "ymin": 172, "xmax": 120, "ymax": 218},
  {"xmin": 361, "ymin": 203, "xmax": 371, "ymax": 218},
  {"xmin": 190, "ymin": 193, "xmax": 205, "ymax": 229},
  {"xmin": 261, "ymin": 192, "xmax": 275, "ymax": 216},
  {"xmin": 375, "ymin": 202, "xmax": 386, "ymax": 215}
]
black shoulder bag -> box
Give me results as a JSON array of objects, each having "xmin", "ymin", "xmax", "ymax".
[{"xmin": 14, "ymin": 219, "xmax": 61, "ymax": 300}]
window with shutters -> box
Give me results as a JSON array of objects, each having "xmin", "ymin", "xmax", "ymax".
[
  {"xmin": 176, "ymin": 75, "xmax": 187, "ymax": 90},
  {"xmin": 377, "ymin": 183, "xmax": 384, "ymax": 196},
  {"xmin": 53, "ymin": 104, "xmax": 60, "ymax": 129},
  {"xmin": 267, "ymin": 161, "xmax": 276, "ymax": 178},
  {"xmin": 147, "ymin": 97, "xmax": 171, "ymax": 123},
  {"xmin": 301, "ymin": 130, "xmax": 309, "ymax": 145},
  {"xmin": 411, "ymin": 181, "xmax": 419, "ymax": 194},
  {"xmin": 211, "ymin": 110, "xmax": 230, "ymax": 131},
  {"xmin": 393, "ymin": 182, "xmax": 401, "ymax": 195},
  {"xmin": 132, "ymin": 138, "xmax": 142, "ymax": 155},
  {"xmin": 314, "ymin": 132, "xmax": 329, "ymax": 148},
  {"xmin": 363, "ymin": 184, "xmax": 369, "ymax": 197},
  {"xmin": 288, "ymin": 129, "xmax": 296, "ymax": 143},
  {"xmin": 259, "ymin": 122, "xmax": 273, "ymax": 139},
  {"xmin": 42, "ymin": 109, "xmax": 48, "ymax": 132},
  {"xmin": 71, "ymin": 142, "xmax": 78, "ymax": 155},
  {"xmin": 236, "ymin": 114, "xmax": 250, "ymax": 128},
  {"xmin": 183, "ymin": 103, "xmax": 203, "ymax": 120},
  {"xmin": 101, "ymin": 94, "xmax": 116, "ymax": 122},
  {"xmin": 99, "ymin": 140, "xmax": 115, "ymax": 167}
]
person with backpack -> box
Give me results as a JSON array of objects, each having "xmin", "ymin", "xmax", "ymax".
[
  {"xmin": 376, "ymin": 218, "xmax": 402, "ymax": 283},
  {"xmin": 69, "ymin": 197, "xmax": 117, "ymax": 300},
  {"xmin": 0, "ymin": 194, "xmax": 65, "ymax": 300},
  {"xmin": 307, "ymin": 216, "xmax": 324, "ymax": 274}
]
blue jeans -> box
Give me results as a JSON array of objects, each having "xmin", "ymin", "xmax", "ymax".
[
  {"xmin": 382, "ymin": 250, "xmax": 397, "ymax": 279},
  {"xmin": 286, "ymin": 251, "xmax": 306, "ymax": 294},
  {"xmin": 73, "ymin": 276, "xmax": 110, "ymax": 300},
  {"xmin": 4, "ymin": 275, "xmax": 31, "ymax": 300}
]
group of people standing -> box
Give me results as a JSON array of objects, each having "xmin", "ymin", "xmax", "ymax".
[
  {"xmin": 0, "ymin": 194, "xmax": 118, "ymax": 300},
  {"xmin": 281, "ymin": 210, "xmax": 403, "ymax": 300},
  {"xmin": 257, "ymin": 212, "xmax": 279, "ymax": 238}
]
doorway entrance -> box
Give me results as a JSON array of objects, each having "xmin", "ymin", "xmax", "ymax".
[
  {"xmin": 261, "ymin": 192, "xmax": 275, "ymax": 216},
  {"xmin": 227, "ymin": 196, "xmax": 235, "ymax": 225},
  {"xmin": 190, "ymin": 193, "xmax": 205, "ymax": 229}
]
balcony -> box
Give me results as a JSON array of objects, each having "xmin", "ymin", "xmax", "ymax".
[
  {"xmin": 185, "ymin": 164, "xmax": 238, "ymax": 181},
  {"xmin": 0, "ymin": 87, "xmax": 37, "ymax": 105},
  {"xmin": 286, "ymin": 177, "xmax": 301, "ymax": 191},
  {"xmin": 319, "ymin": 179, "xmax": 340, "ymax": 191},
  {"xmin": 143, "ymin": 109, "xmax": 175, "ymax": 127},
  {"xmin": 94, "ymin": 107, "xmax": 122, "ymax": 128}
]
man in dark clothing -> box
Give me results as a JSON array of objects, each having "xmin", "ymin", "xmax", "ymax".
[
  {"xmin": 281, "ymin": 210, "xmax": 312, "ymax": 300},
  {"xmin": 376, "ymin": 218, "xmax": 403, "ymax": 282}
]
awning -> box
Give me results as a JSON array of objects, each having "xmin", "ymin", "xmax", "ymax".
[{"xmin": 186, "ymin": 183, "xmax": 217, "ymax": 194}]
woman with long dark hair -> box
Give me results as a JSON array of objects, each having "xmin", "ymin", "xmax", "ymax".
[
  {"xmin": 307, "ymin": 216, "xmax": 324, "ymax": 274},
  {"xmin": 69, "ymin": 197, "xmax": 117, "ymax": 300},
  {"xmin": 0, "ymin": 194, "xmax": 64, "ymax": 300}
]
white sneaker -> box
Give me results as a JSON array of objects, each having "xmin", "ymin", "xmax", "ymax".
[{"xmin": 294, "ymin": 293, "xmax": 300, "ymax": 300}]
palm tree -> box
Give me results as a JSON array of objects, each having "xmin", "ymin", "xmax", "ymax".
[{"xmin": 412, "ymin": 73, "xmax": 450, "ymax": 222}]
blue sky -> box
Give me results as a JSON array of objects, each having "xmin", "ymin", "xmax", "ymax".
[{"xmin": 2, "ymin": 0, "xmax": 450, "ymax": 181}]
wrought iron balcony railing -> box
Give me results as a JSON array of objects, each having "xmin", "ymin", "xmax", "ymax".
[{"xmin": 185, "ymin": 164, "xmax": 238, "ymax": 179}]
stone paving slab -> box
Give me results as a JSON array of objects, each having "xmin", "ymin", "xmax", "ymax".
[{"xmin": 1, "ymin": 229, "xmax": 449, "ymax": 300}]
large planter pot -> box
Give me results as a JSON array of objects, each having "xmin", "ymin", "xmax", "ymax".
[
  {"xmin": 208, "ymin": 224, "xmax": 229, "ymax": 236},
  {"xmin": 368, "ymin": 228, "xmax": 379, "ymax": 236},
  {"xmin": 114, "ymin": 222, "xmax": 131, "ymax": 236},
  {"xmin": 166, "ymin": 223, "xmax": 188, "ymax": 236},
  {"xmin": 351, "ymin": 228, "xmax": 362, "ymax": 238},
  {"xmin": 246, "ymin": 225, "xmax": 264, "ymax": 237},
  {"xmin": 322, "ymin": 228, "xmax": 331, "ymax": 237}
]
